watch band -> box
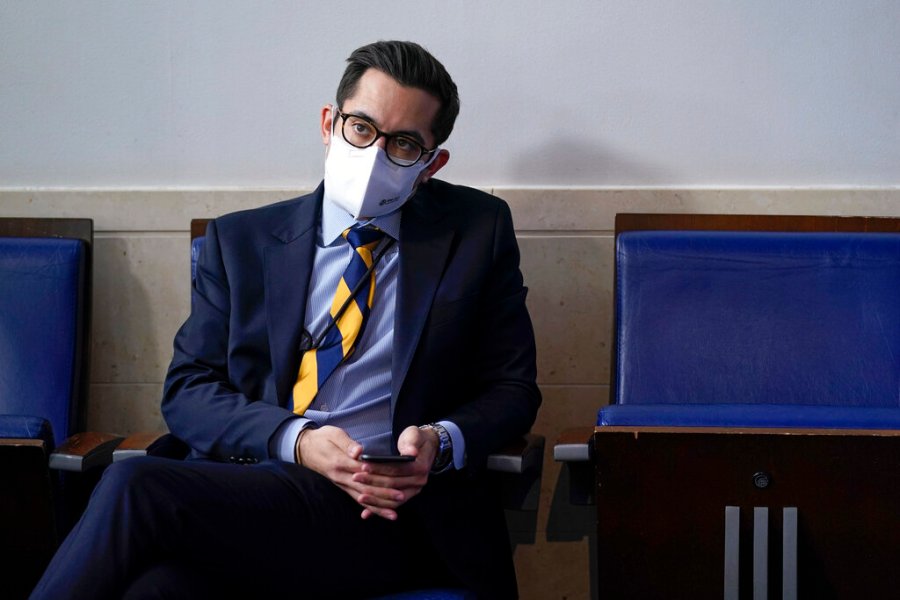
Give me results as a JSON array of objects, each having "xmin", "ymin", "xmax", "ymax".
[{"xmin": 420, "ymin": 423, "xmax": 453, "ymax": 474}]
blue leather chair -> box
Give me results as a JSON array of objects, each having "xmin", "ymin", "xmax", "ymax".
[
  {"xmin": 0, "ymin": 218, "xmax": 120, "ymax": 598},
  {"xmin": 0, "ymin": 220, "xmax": 90, "ymax": 448},
  {"xmin": 556, "ymin": 213, "xmax": 900, "ymax": 598}
]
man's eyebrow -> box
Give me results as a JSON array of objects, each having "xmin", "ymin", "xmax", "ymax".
[{"xmin": 350, "ymin": 110, "xmax": 428, "ymax": 146}]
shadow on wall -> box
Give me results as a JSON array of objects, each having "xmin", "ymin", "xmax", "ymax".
[
  {"xmin": 506, "ymin": 134, "xmax": 674, "ymax": 186},
  {"xmin": 87, "ymin": 236, "xmax": 166, "ymax": 435},
  {"xmin": 547, "ymin": 463, "xmax": 598, "ymax": 600}
]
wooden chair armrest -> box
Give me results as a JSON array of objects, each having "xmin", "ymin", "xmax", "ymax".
[
  {"xmin": 486, "ymin": 433, "xmax": 545, "ymax": 474},
  {"xmin": 112, "ymin": 432, "xmax": 190, "ymax": 462},
  {"xmin": 553, "ymin": 426, "xmax": 594, "ymax": 462},
  {"xmin": 48, "ymin": 432, "xmax": 124, "ymax": 472},
  {"xmin": 0, "ymin": 438, "xmax": 48, "ymax": 450}
]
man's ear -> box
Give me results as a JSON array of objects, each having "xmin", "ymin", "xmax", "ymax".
[
  {"xmin": 421, "ymin": 149, "xmax": 450, "ymax": 183},
  {"xmin": 320, "ymin": 105, "xmax": 334, "ymax": 146}
]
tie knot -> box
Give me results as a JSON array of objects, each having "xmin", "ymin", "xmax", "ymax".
[{"xmin": 344, "ymin": 225, "xmax": 385, "ymax": 249}]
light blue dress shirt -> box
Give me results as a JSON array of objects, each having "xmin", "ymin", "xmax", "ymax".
[{"xmin": 270, "ymin": 197, "xmax": 465, "ymax": 469}]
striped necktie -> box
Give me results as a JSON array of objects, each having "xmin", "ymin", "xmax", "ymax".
[{"xmin": 292, "ymin": 225, "xmax": 386, "ymax": 415}]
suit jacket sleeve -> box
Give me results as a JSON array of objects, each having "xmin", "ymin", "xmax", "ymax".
[
  {"xmin": 161, "ymin": 218, "xmax": 295, "ymax": 461},
  {"xmin": 395, "ymin": 187, "xmax": 542, "ymax": 469},
  {"xmin": 446, "ymin": 200, "xmax": 541, "ymax": 467}
]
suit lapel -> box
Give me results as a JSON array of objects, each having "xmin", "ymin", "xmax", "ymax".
[
  {"xmin": 392, "ymin": 187, "xmax": 456, "ymax": 409},
  {"xmin": 265, "ymin": 188, "xmax": 322, "ymax": 407}
]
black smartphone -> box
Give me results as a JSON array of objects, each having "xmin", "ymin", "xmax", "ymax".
[{"xmin": 360, "ymin": 454, "xmax": 415, "ymax": 463}]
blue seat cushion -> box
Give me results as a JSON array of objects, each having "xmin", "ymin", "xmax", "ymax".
[
  {"xmin": 190, "ymin": 236, "xmax": 204, "ymax": 281},
  {"xmin": 190, "ymin": 236, "xmax": 205, "ymax": 309},
  {"xmin": 600, "ymin": 404, "xmax": 900, "ymax": 429}
]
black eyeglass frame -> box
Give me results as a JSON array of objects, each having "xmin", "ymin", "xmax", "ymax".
[{"xmin": 334, "ymin": 109, "xmax": 438, "ymax": 168}]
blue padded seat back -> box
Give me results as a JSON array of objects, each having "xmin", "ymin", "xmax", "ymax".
[
  {"xmin": 190, "ymin": 236, "xmax": 205, "ymax": 309},
  {"xmin": 190, "ymin": 235, "xmax": 204, "ymax": 281},
  {"xmin": 0, "ymin": 237, "xmax": 86, "ymax": 448},
  {"xmin": 614, "ymin": 231, "xmax": 900, "ymax": 408}
]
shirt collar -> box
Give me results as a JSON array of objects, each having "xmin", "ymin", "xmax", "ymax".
[{"xmin": 321, "ymin": 196, "xmax": 402, "ymax": 246}]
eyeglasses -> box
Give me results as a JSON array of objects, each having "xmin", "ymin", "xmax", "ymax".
[{"xmin": 335, "ymin": 109, "xmax": 436, "ymax": 167}]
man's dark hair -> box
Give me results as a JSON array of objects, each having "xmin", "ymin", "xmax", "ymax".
[{"xmin": 336, "ymin": 40, "xmax": 460, "ymax": 147}]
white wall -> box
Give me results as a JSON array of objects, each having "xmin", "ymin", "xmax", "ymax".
[{"xmin": 1, "ymin": 0, "xmax": 898, "ymax": 188}]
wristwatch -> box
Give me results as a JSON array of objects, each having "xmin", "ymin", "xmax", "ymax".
[{"xmin": 420, "ymin": 423, "xmax": 453, "ymax": 474}]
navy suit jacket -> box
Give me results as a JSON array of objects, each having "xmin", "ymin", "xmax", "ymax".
[{"xmin": 161, "ymin": 179, "xmax": 541, "ymax": 595}]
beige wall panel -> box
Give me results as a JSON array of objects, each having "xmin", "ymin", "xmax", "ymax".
[
  {"xmin": 87, "ymin": 383, "xmax": 167, "ymax": 436},
  {"xmin": 519, "ymin": 235, "xmax": 614, "ymax": 385},
  {"xmin": 91, "ymin": 233, "xmax": 190, "ymax": 383},
  {"xmin": 0, "ymin": 190, "xmax": 304, "ymax": 231}
]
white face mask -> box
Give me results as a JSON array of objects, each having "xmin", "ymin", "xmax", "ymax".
[{"xmin": 324, "ymin": 112, "xmax": 438, "ymax": 219}]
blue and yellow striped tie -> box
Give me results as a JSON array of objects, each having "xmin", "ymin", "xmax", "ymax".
[{"xmin": 292, "ymin": 225, "xmax": 385, "ymax": 415}]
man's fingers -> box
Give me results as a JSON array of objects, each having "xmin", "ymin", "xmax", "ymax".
[
  {"xmin": 302, "ymin": 425, "xmax": 433, "ymax": 522},
  {"xmin": 301, "ymin": 426, "xmax": 412, "ymax": 522},
  {"xmin": 301, "ymin": 426, "xmax": 365, "ymax": 477},
  {"xmin": 335, "ymin": 481, "xmax": 402, "ymax": 521},
  {"xmin": 361, "ymin": 506, "xmax": 397, "ymax": 521},
  {"xmin": 352, "ymin": 470, "xmax": 425, "ymax": 491},
  {"xmin": 337, "ymin": 495, "xmax": 395, "ymax": 521},
  {"xmin": 352, "ymin": 479, "xmax": 405, "ymax": 503},
  {"xmin": 338, "ymin": 474, "xmax": 405, "ymax": 504},
  {"xmin": 396, "ymin": 424, "xmax": 428, "ymax": 456},
  {"xmin": 357, "ymin": 491, "xmax": 403, "ymax": 508},
  {"xmin": 344, "ymin": 439, "xmax": 363, "ymax": 459}
]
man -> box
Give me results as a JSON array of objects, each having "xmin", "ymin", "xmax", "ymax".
[{"xmin": 32, "ymin": 40, "xmax": 540, "ymax": 599}]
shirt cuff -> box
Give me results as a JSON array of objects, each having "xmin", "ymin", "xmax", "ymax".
[
  {"xmin": 437, "ymin": 420, "xmax": 466, "ymax": 470},
  {"xmin": 269, "ymin": 417, "xmax": 315, "ymax": 462}
]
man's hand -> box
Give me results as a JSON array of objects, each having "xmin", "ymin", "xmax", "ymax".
[
  {"xmin": 298, "ymin": 425, "xmax": 438, "ymax": 521},
  {"xmin": 354, "ymin": 425, "xmax": 439, "ymax": 520}
]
